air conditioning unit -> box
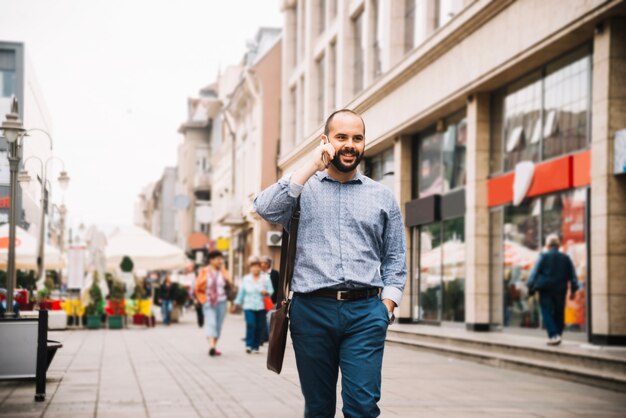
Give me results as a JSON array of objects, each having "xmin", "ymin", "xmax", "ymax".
[{"xmin": 267, "ymin": 231, "xmax": 282, "ymax": 247}]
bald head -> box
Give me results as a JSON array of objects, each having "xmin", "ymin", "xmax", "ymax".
[{"xmin": 324, "ymin": 109, "xmax": 365, "ymax": 137}]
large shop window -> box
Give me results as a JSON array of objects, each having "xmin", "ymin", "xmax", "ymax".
[
  {"xmin": 491, "ymin": 46, "xmax": 591, "ymax": 174},
  {"xmin": 366, "ymin": 147, "xmax": 394, "ymax": 190},
  {"xmin": 417, "ymin": 217, "xmax": 465, "ymax": 323},
  {"xmin": 498, "ymin": 189, "xmax": 587, "ymax": 333},
  {"xmin": 416, "ymin": 113, "xmax": 466, "ymax": 198}
]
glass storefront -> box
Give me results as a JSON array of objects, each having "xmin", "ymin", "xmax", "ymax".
[
  {"xmin": 365, "ymin": 146, "xmax": 394, "ymax": 190},
  {"xmin": 489, "ymin": 45, "xmax": 591, "ymax": 335},
  {"xmin": 410, "ymin": 111, "xmax": 467, "ymax": 324},
  {"xmin": 415, "ymin": 112, "xmax": 466, "ymax": 198},
  {"xmin": 415, "ymin": 217, "xmax": 465, "ymax": 323},
  {"xmin": 495, "ymin": 189, "xmax": 587, "ymax": 332},
  {"xmin": 418, "ymin": 223, "xmax": 441, "ymax": 321},
  {"xmin": 442, "ymin": 217, "xmax": 465, "ymax": 322}
]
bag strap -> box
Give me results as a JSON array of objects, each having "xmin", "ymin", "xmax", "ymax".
[{"xmin": 276, "ymin": 197, "xmax": 301, "ymax": 306}]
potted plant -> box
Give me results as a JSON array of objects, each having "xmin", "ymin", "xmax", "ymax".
[
  {"xmin": 85, "ymin": 275, "xmax": 104, "ymax": 329},
  {"xmin": 36, "ymin": 278, "xmax": 55, "ymax": 310},
  {"xmin": 130, "ymin": 280, "xmax": 147, "ymax": 325},
  {"xmin": 107, "ymin": 279, "xmax": 125, "ymax": 329}
]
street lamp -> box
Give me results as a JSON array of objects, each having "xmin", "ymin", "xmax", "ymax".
[
  {"xmin": 19, "ymin": 156, "xmax": 70, "ymax": 288},
  {"xmin": 0, "ymin": 97, "xmax": 26, "ymax": 317}
]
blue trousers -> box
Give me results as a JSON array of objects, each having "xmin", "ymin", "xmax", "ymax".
[
  {"xmin": 244, "ymin": 309, "xmax": 266, "ymax": 350},
  {"xmin": 161, "ymin": 299, "xmax": 172, "ymax": 325},
  {"xmin": 290, "ymin": 295, "xmax": 389, "ymax": 418},
  {"xmin": 539, "ymin": 291, "xmax": 566, "ymax": 338},
  {"xmin": 203, "ymin": 301, "xmax": 227, "ymax": 338}
]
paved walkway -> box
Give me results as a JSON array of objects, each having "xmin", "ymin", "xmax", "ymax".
[{"xmin": 1, "ymin": 310, "xmax": 625, "ymax": 418}]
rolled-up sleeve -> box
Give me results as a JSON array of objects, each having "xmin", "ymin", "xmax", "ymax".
[
  {"xmin": 380, "ymin": 200, "xmax": 407, "ymax": 307},
  {"xmin": 253, "ymin": 173, "xmax": 302, "ymax": 228}
]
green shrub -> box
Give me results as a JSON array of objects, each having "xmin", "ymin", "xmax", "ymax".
[{"xmin": 120, "ymin": 256, "xmax": 134, "ymax": 273}]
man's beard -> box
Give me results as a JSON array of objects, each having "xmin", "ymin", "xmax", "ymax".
[{"xmin": 331, "ymin": 148, "xmax": 363, "ymax": 173}]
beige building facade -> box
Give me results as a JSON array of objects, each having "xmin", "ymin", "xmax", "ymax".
[
  {"xmin": 174, "ymin": 86, "xmax": 221, "ymax": 252},
  {"xmin": 212, "ymin": 29, "xmax": 282, "ymax": 280},
  {"xmin": 280, "ymin": 0, "xmax": 626, "ymax": 344}
]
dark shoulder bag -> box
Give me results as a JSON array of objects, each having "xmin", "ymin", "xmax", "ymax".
[{"xmin": 267, "ymin": 198, "xmax": 301, "ymax": 374}]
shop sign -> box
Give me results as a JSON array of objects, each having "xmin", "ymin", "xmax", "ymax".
[
  {"xmin": 513, "ymin": 161, "xmax": 535, "ymax": 206},
  {"xmin": 614, "ymin": 129, "xmax": 626, "ymax": 175},
  {"xmin": 216, "ymin": 237, "xmax": 229, "ymax": 251}
]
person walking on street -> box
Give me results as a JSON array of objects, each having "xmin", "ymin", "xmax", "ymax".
[
  {"xmin": 261, "ymin": 256, "xmax": 280, "ymax": 305},
  {"xmin": 158, "ymin": 275, "xmax": 174, "ymax": 326},
  {"xmin": 254, "ymin": 109, "xmax": 406, "ymax": 417},
  {"xmin": 233, "ymin": 255, "xmax": 274, "ymax": 354},
  {"xmin": 260, "ymin": 255, "xmax": 279, "ymax": 344},
  {"xmin": 195, "ymin": 250, "xmax": 232, "ymax": 357},
  {"xmin": 187, "ymin": 264, "xmax": 204, "ymax": 328},
  {"xmin": 528, "ymin": 234, "xmax": 579, "ymax": 346}
]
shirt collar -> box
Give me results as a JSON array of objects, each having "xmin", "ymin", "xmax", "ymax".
[{"xmin": 316, "ymin": 170, "xmax": 364, "ymax": 184}]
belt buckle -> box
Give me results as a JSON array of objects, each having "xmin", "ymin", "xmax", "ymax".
[{"xmin": 336, "ymin": 290, "xmax": 348, "ymax": 301}]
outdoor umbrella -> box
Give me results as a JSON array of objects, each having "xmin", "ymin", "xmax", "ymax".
[
  {"xmin": 0, "ymin": 224, "xmax": 64, "ymax": 270},
  {"xmin": 105, "ymin": 226, "xmax": 188, "ymax": 271}
]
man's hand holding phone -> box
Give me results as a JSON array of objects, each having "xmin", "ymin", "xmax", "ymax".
[
  {"xmin": 317, "ymin": 135, "xmax": 334, "ymax": 171},
  {"xmin": 292, "ymin": 134, "xmax": 335, "ymax": 186}
]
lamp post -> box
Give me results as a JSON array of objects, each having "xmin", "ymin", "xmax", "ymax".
[
  {"xmin": 19, "ymin": 157, "xmax": 70, "ymax": 288},
  {"xmin": 0, "ymin": 97, "xmax": 26, "ymax": 317}
]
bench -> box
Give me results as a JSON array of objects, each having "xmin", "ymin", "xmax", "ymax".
[{"xmin": 0, "ymin": 311, "xmax": 62, "ymax": 401}]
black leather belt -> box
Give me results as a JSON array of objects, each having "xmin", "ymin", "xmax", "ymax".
[{"xmin": 295, "ymin": 288, "xmax": 381, "ymax": 301}]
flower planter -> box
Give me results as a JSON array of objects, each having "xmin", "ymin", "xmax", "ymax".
[
  {"xmin": 39, "ymin": 301, "xmax": 52, "ymax": 310},
  {"xmin": 107, "ymin": 315, "xmax": 124, "ymax": 329},
  {"xmin": 132, "ymin": 314, "xmax": 145, "ymax": 326},
  {"xmin": 86, "ymin": 315, "xmax": 101, "ymax": 329}
]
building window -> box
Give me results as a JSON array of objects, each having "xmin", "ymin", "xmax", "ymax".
[
  {"xmin": 329, "ymin": 42, "xmax": 337, "ymax": 112},
  {"xmin": 0, "ymin": 50, "xmax": 16, "ymax": 97},
  {"xmin": 415, "ymin": 112, "xmax": 467, "ymax": 198},
  {"xmin": 353, "ymin": 11, "xmax": 365, "ymax": 94},
  {"xmin": 329, "ymin": 0, "xmax": 338, "ymax": 21},
  {"xmin": 0, "ymin": 49, "xmax": 17, "ymax": 114},
  {"xmin": 491, "ymin": 46, "xmax": 591, "ymax": 174},
  {"xmin": 298, "ymin": 75, "xmax": 305, "ymax": 140},
  {"xmin": 298, "ymin": 0, "xmax": 306, "ymax": 64},
  {"xmin": 291, "ymin": 4, "xmax": 299, "ymax": 68},
  {"xmin": 419, "ymin": 223, "xmax": 442, "ymax": 321},
  {"xmin": 436, "ymin": 0, "xmax": 464, "ymax": 28},
  {"xmin": 318, "ymin": 0, "xmax": 326, "ymax": 34},
  {"xmin": 316, "ymin": 55, "xmax": 325, "ymax": 123},
  {"xmin": 365, "ymin": 147, "xmax": 394, "ymax": 190},
  {"xmin": 442, "ymin": 113, "xmax": 467, "ymax": 193},
  {"xmin": 498, "ymin": 189, "xmax": 587, "ymax": 332},
  {"xmin": 543, "ymin": 49, "xmax": 591, "ymax": 160},
  {"xmin": 442, "ymin": 217, "xmax": 465, "ymax": 322},
  {"xmin": 418, "ymin": 130, "xmax": 443, "ymax": 198},
  {"xmin": 404, "ymin": 0, "xmax": 427, "ymax": 52},
  {"xmin": 493, "ymin": 72, "xmax": 542, "ymax": 172},
  {"xmin": 372, "ymin": 0, "xmax": 384, "ymax": 78},
  {"xmin": 289, "ymin": 85, "xmax": 297, "ymax": 146}
]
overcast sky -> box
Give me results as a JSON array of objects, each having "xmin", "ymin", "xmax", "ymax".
[{"xmin": 0, "ymin": 0, "xmax": 282, "ymax": 230}]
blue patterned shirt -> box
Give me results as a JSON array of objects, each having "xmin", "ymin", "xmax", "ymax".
[{"xmin": 253, "ymin": 170, "xmax": 407, "ymax": 306}]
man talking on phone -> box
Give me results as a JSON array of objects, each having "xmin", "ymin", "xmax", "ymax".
[{"xmin": 254, "ymin": 109, "xmax": 406, "ymax": 417}]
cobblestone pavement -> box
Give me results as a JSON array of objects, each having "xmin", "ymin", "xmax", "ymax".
[{"xmin": 1, "ymin": 310, "xmax": 625, "ymax": 417}]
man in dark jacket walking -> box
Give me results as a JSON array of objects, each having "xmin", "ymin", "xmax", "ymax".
[{"xmin": 527, "ymin": 234, "xmax": 579, "ymax": 345}]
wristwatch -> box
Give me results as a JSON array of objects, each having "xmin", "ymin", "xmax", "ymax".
[{"xmin": 387, "ymin": 310, "xmax": 395, "ymax": 325}]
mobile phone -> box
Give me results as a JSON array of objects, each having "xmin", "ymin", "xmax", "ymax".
[{"xmin": 321, "ymin": 135, "xmax": 330, "ymax": 166}]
